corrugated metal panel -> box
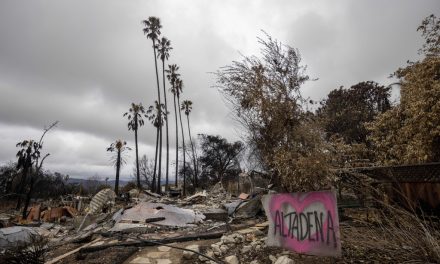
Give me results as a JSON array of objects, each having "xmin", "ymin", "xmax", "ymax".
[{"xmin": 87, "ymin": 188, "xmax": 115, "ymax": 214}]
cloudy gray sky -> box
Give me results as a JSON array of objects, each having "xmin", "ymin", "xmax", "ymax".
[{"xmin": 0, "ymin": 0, "xmax": 438, "ymax": 180}]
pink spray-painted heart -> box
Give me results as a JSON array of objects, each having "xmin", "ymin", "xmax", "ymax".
[{"xmin": 269, "ymin": 192, "xmax": 338, "ymax": 253}]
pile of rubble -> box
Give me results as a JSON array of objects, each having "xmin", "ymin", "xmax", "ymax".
[
  {"xmin": 0, "ymin": 183, "xmax": 275, "ymax": 263},
  {"xmin": 182, "ymin": 225, "xmax": 295, "ymax": 264}
]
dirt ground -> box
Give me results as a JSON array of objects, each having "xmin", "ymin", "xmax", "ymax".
[{"xmin": 43, "ymin": 220, "xmax": 434, "ymax": 264}]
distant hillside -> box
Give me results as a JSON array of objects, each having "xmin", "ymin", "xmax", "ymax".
[{"xmin": 66, "ymin": 177, "xmax": 130, "ymax": 187}]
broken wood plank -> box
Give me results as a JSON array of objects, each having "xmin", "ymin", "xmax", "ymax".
[
  {"xmin": 45, "ymin": 237, "xmax": 101, "ymax": 264},
  {"xmin": 79, "ymin": 231, "xmax": 224, "ymax": 254}
]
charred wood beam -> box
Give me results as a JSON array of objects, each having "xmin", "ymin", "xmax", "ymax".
[{"xmin": 79, "ymin": 231, "xmax": 224, "ymax": 254}]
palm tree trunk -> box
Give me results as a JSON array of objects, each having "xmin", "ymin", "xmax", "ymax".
[
  {"xmin": 177, "ymin": 96, "xmax": 186, "ymax": 196},
  {"xmin": 173, "ymin": 94, "xmax": 179, "ymax": 188},
  {"xmin": 161, "ymin": 60, "xmax": 170, "ymax": 192},
  {"xmin": 187, "ymin": 115, "xmax": 198, "ymax": 188},
  {"xmin": 115, "ymin": 150, "xmax": 121, "ymax": 195},
  {"xmin": 152, "ymin": 125, "xmax": 159, "ymax": 193},
  {"xmin": 158, "ymin": 119, "xmax": 162, "ymax": 194},
  {"xmin": 152, "ymin": 39, "xmax": 162, "ymax": 195},
  {"xmin": 135, "ymin": 127, "xmax": 140, "ymax": 189}
]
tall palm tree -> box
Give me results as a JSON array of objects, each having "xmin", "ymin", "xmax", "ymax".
[
  {"xmin": 175, "ymin": 78, "xmax": 187, "ymax": 195},
  {"xmin": 181, "ymin": 100, "xmax": 198, "ymax": 188},
  {"xmin": 123, "ymin": 103, "xmax": 146, "ymax": 189},
  {"xmin": 107, "ymin": 140, "xmax": 131, "ymax": 195},
  {"xmin": 142, "ymin": 17, "xmax": 164, "ymax": 193},
  {"xmin": 156, "ymin": 37, "xmax": 172, "ymax": 191},
  {"xmin": 147, "ymin": 101, "xmax": 167, "ymax": 194},
  {"xmin": 165, "ymin": 64, "xmax": 180, "ymax": 188}
]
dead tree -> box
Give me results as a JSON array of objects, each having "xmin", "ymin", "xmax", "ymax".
[{"xmin": 16, "ymin": 121, "xmax": 57, "ymax": 218}]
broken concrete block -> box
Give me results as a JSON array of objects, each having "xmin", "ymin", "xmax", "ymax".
[
  {"xmin": 221, "ymin": 235, "xmax": 236, "ymax": 244},
  {"xmin": 274, "ymin": 256, "xmax": 294, "ymax": 264},
  {"xmin": 233, "ymin": 233, "xmax": 244, "ymax": 243},
  {"xmin": 224, "ymin": 255, "xmax": 239, "ymax": 264},
  {"xmin": 183, "ymin": 244, "xmax": 200, "ymax": 259},
  {"xmin": 241, "ymin": 245, "xmax": 252, "ymax": 253},
  {"xmin": 211, "ymin": 242, "xmax": 222, "ymax": 254},
  {"xmin": 220, "ymin": 244, "xmax": 229, "ymax": 254}
]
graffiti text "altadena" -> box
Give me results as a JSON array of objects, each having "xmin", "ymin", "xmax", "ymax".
[{"xmin": 273, "ymin": 210, "xmax": 337, "ymax": 248}]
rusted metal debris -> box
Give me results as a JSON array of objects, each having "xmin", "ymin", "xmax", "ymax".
[{"xmin": 24, "ymin": 205, "xmax": 78, "ymax": 223}]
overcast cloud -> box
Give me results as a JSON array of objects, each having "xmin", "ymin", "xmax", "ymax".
[{"xmin": 0, "ymin": 0, "xmax": 438, "ymax": 180}]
